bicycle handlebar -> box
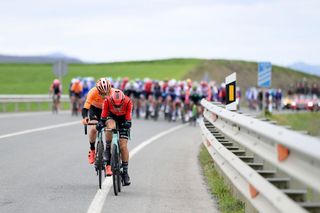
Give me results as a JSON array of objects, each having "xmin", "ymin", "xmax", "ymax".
[
  {"xmin": 83, "ymin": 122, "xmax": 128, "ymax": 135},
  {"xmin": 84, "ymin": 122, "xmax": 98, "ymax": 135}
]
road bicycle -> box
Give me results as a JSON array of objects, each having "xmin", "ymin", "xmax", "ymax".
[
  {"xmin": 52, "ymin": 94, "xmax": 59, "ymax": 114},
  {"xmin": 85, "ymin": 123, "xmax": 105, "ymax": 189},
  {"xmin": 106, "ymin": 126, "xmax": 123, "ymax": 196}
]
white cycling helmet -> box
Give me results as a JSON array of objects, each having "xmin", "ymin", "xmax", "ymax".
[{"xmin": 96, "ymin": 78, "xmax": 111, "ymax": 95}]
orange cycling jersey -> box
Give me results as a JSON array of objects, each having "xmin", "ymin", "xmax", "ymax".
[
  {"xmin": 83, "ymin": 87, "xmax": 104, "ymax": 109},
  {"xmin": 84, "ymin": 87, "xmax": 114, "ymax": 109},
  {"xmin": 71, "ymin": 83, "xmax": 83, "ymax": 94}
]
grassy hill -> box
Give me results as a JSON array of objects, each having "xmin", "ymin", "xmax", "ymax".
[
  {"xmin": 184, "ymin": 59, "xmax": 320, "ymax": 95},
  {"xmin": 0, "ymin": 58, "xmax": 319, "ymax": 94}
]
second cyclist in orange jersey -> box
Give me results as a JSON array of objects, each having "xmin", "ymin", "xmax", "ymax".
[{"xmin": 71, "ymin": 80, "xmax": 83, "ymax": 96}]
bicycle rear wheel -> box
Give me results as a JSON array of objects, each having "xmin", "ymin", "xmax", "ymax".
[{"xmin": 97, "ymin": 140, "xmax": 104, "ymax": 189}]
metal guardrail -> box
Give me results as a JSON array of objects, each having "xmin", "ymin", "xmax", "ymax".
[
  {"xmin": 200, "ymin": 99, "xmax": 320, "ymax": 213},
  {"xmin": 0, "ymin": 94, "xmax": 70, "ymax": 112},
  {"xmin": 0, "ymin": 94, "xmax": 69, "ymax": 102}
]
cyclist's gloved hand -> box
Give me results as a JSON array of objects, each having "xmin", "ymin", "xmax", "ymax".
[
  {"xmin": 122, "ymin": 120, "xmax": 132, "ymax": 129},
  {"xmin": 82, "ymin": 117, "xmax": 89, "ymax": 125},
  {"xmin": 96, "ymin": 120, "xmax": 106, "ymax": 131}
]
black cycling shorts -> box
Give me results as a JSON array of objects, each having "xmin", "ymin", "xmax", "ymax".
[
  {"xmin": 106, "ymin": 113, "xmax": 130, "ymax": 140},
  {"xmin": 134, "ymin": 91, "xmax": 141, "ymax": 99},
  {"xmin": 73, "ymin": 92, "xmax": 82, "ymax": 99},
  {"xmin": 89, "ymin": 105, "xmax": 102, "ymax": 121},
  {"xmin": 144, "ymin": 91, "xmax": 153, "ymax": 99}
]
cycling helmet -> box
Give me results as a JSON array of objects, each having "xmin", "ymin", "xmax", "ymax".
[
  {"xmin": 123, "ymin": 77, "xmax": 129, "ymax": 82},
  {"xmin": 110, "ymin": 89, "xmax": 125, "ymax": 107},
  {"xmin": 168, "ymin": 79, "xmax": 177, "ymax": 87},
  {"xmin": 200, "ymin": 81, "xmax": 208, "ymax": 87},
  {"xmin": 53, "ymin": 79, "xmax": 60, "ymax": 85},
  {"xmin": 96, "ymin": 78, "xmax": 111, "ymax": 95}
]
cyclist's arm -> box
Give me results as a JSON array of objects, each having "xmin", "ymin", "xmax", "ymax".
[
  {"xmin": 125, "ymin": 99, "xmax": 133, "ymax": 121},
  {"xmin": 101, "ymin": 99, "xmax": 109, "ymax": 119},
  {"xmin": 82, "ymin": 89, "xmax": 94, "ymax": 118},
  {"xmin": 70, "ymin": 83, "xmax": 76, "ymax": 92},
  {"xmin": 49, "ymin": 84, "xmax": 53, "ymax": 94}
]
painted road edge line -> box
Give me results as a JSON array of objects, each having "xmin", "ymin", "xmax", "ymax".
[
  {"xmin": 87, "ymin": 123, "xmax": 188, "ymax": 213},
  {"xmin": 0, "ymin": 121, "xmax": 80, "ymax": 140}
]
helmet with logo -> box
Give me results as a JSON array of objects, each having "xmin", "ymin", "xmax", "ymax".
[
  {"xmin": 96, "ymin": 78, "xmax": 111, "ymax": 95},
  {"xmin": 110, "ymin": 89, "xmax": 125, "ymax": 107}
]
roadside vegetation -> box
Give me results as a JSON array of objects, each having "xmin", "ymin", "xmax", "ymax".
[
  {"xmin": 267, "ymin": 112, "xmax": 320, "ymax": 137},
  {"xmin": 199, "ymin": 144, "xmax": 245, "ymax": 213}
]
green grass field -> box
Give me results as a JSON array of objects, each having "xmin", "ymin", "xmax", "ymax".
[
  {"xmin": 0, "ymin": 102, "xmax": 71, "ymax": 112},
  {"xmin": 0, "ymin": 59, "xmax": 201, "ymax": 94},
  {"xmin": 1, "ymin": 58, "xmax": 319, "ymax": 95},
  {"xmin": 199, "ymin": 145, "xmax": 244, "ymax": 213},
  {"xmin": 267, "ymin": 112, "xmax": 320, "ymax": 137}
]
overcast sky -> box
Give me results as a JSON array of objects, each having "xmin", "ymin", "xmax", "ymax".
[{"xmin": 0, "ymin": 0, "xmax": 319, "ymax": 65}]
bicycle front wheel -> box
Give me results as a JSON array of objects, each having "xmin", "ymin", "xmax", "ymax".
[
  {"xmin": 112, "ymin": 145, "xmax": 121, "ymax": 195},
  {"xmin": 97, "ymin": 140, "xmax": 104, "ymax": 189}
]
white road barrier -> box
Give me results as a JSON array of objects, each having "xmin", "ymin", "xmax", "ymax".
[
  {"xmin": 200, "ymin": 99, "xmax": 320, "ymax": 213},
  {"xmin": 0, "ymin": 94, "xmax": 70, "ymax": 112},
  {"xmin": 0, "ymin": 94, "xmax": 69, "ymax": 103}
]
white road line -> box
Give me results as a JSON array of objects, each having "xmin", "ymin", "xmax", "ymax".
[
  {"xmin": 0, "ymin": 121, "xmax": 80, "ymax": 140},
  {"xmin": 0, "ymin": 111, "xmax": 70, "ymax": 118},
  {"xmin": 87, "ymin": 123, "xmax": 187, "ymax": 213}
]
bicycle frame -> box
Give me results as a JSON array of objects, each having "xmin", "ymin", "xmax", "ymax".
[{"xmin": 111, "ymin": 129, "xmax": 120, "ymax": 155}]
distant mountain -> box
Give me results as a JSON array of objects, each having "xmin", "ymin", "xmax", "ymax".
[
  {"xmin": 289, "ymin": 62, "xmax": 320, "ymax": 76},
  {"xmin": 0, "ymin": 52, "xmax": 82, "ymax": 63}
]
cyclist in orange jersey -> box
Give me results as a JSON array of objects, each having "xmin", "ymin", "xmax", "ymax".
[{"xmin": 81, "ymin": 78, "xmax": 113, "ymax": 171}]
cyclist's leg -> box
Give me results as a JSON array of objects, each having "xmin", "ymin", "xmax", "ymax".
[
  {"xmin": 119, "ymin": 138, "xmax": 130, "ymax": 185},
  {"xmin": 119, "ymin": 138, "xmax": 129, "ymax": 162},
  {"xmin": 105, "ymin": 118, "xmax": 115, "ymax": 175},
  {"xmin": 105, "ymin": 119, "xmax": 116, "ymax": 157},
  {"xmin": 75, "ymin": 95, "xmax": 80, "ymax": 112},
  {"xmin": 57, "ymin": 95, "xmax": 61, "ymax": 111},
  {"xmin": 119, "ymin": 125, "xmax": 130, "ymax": 185},
  {"xmin": 70, "ymin": 94, "xmax": 75, "ymax": 113},
  {"xmin": 87, "ymin": 106, "xmax": 100, "ymax": 164}
]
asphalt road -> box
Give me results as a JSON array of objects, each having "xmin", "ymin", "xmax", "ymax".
[{"xmin": 0, "ymin": 112, "xmax": 218, "ymax": 213}]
